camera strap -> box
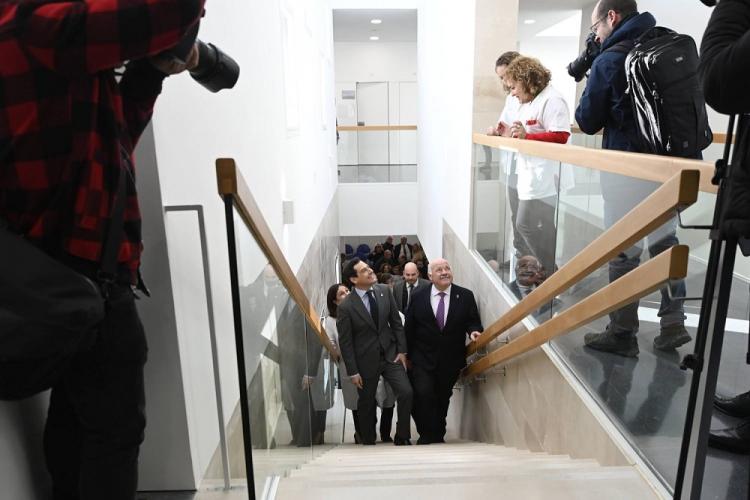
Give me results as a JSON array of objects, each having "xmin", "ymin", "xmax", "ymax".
[{"xmin": 97, "ymin": 145, "xmax": 130, "ymax": 300}]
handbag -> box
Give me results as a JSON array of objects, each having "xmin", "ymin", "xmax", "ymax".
[{"xmin": 0, "ymin": 160, "xmax": 128, "ymax": 400}]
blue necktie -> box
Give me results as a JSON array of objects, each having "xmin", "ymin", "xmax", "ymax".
[{"xmin": 367, "ymin": 290, "xmax": 379, "ymax": 328}]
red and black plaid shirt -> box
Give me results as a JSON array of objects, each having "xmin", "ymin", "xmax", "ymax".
[{"xmin": 0, "ymin": 0, "xmax": 204, "ymax": 281}]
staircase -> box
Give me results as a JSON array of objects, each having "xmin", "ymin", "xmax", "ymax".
[{"xmin": 274, "ymin": 441, "xmax": 660, "ymax": 500}]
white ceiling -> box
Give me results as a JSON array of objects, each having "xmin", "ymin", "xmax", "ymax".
[
  {"xmin": 519, "ymin": 0, "xmax": 594, "ymax": 40},
  {"xmin": 333, "ymin": 9, "xmax": 417, "ymax": 43}
]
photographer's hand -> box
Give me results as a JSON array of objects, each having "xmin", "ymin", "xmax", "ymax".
[{"xmin": 150, "ymin": 44, "xmax": 200, "ymax": 75}]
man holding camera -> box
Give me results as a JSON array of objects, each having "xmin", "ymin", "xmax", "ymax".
[
  {"xmin": 0, "ymin": 1, "xmax": 206, "ymax": 498},
  {"xmin": 575, "ymin": 0, "xmax": 691, "ymax": 357}
]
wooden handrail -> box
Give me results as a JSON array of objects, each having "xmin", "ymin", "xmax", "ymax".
[
  {"xmin": 570, "ymin": 126, "xmax": 732, "ymax": 145},
  {"xmin": 463, "ymin": 245, "xmax": 689, "ymax": 378},
  {"xmin": 216, "ymin": 159, "xmax": 336, "ymax": 355},
  {"xmin": 467, "ymin": 169, "xmax": 699, "ymax": 355},
  {"xmin": 337, "ymin": 125, "xmax": 417, "ymax": 132},
  {"xmin": 474, "ymin": 133, "xmax": 716, "ymax": 193}
]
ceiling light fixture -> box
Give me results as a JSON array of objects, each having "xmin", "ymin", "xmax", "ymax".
[
  {"xmin": 524, "ymin": 19, "xmax": 536, "ymax": 25},
  {"xmin": 371, "ymin": 19, "xmax": 382, "ymax": 24},
  {"xmin": 369, "ymin": 35, "xmax": 380, "ymax": 41}
]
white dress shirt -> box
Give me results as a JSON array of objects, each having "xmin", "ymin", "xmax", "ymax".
[{"xmin": 405, "ymin": 279, "xmax": 422, "ymax": 306}]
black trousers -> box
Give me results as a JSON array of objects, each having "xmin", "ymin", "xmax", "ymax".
[
  {"xmin": 410, "ymin": 364, "xmax": 461, "ymax": 441},
  {"xmin": 44, "ymin": 285, "xmax": 147, "ymax": 500},
  {"xmin": 516, "ymin": 196, "xmax": 557, "ymax": 275},
  {"xmin": 357, "ymin": 359, "xmax": 413, "ymax": 444}
]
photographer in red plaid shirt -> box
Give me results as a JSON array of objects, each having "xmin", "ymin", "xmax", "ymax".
[{"xmin": 0, "ymin": 1, "xmax": 205, "ymax": 498}]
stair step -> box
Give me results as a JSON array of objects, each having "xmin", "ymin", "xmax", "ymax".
[
  {"xmin": 270, "ymin": 442, "xmax": 658, "ymax": 500},
  {"xmin": 275, "ymin": 474, "xmax": 655, "ymax": 500}
]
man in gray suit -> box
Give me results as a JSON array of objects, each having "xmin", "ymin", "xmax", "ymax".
[
  {"xmin": 337, "ymin": 258, "xmax": 414, "ymax": 445},
  {"xmin": 393, "ymin": 262, "xmax": 431, "ymax": 313}
]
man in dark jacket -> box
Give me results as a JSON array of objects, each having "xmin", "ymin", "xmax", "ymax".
[
  {"xmin": 405, "ymin": 259, "xmax": 483, "ymax": 444},
  {"xmin": 697, "ymin": 0, "xmax": 750, "ymax": 455},
  {"xmin": 575, "ymin": 0, "xmax": 690, "ymax": 357},
  {"xmin": 0, "ymin": 1, "xmax": 205, "ymax": 497}
]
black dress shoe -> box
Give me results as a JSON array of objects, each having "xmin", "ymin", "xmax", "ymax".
[
  {"xmin": 354, "ymin": 432, "xmax": 361, "ymax": 444},
  {"xmin": 381, "ymin": 435, "xmax": 393, "ymax": 443},
  {"xmin": 709, "ymin": 419, "xmax": 750, "ymax": 454},
  {"xmin": 416, "ymin": 436, "xmax": 432, "ymax": 445},
  {"xmin": 714, "ymin": 391, "xmax": 750, "ymax": 418},
  {"xmin": 394, "ymin": 436, "xmax": 411, "ymax": 446},
  {"xmin": 361, "ymin": 440, "xmax": 376, "ymax": 446},
  {"xmin": 433, "ymin": 436, "xmax": 445, "ymax": 444}
]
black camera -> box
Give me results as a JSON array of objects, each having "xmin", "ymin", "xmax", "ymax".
[
  {"xmin": 567, "ymin": 33, "xmax": 601, "ymax": 82},
  {"xmin": 166, "ymin": 21, "xmax": 240, "ymax": 93}
]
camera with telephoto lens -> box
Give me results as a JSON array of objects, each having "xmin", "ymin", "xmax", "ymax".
[
  {"xmin": 165, "ymin": 18, "xmax": 240, "ymax": 93},
  {"xmin": 567, "ymin": 33, "xmax": 601, "ymax": 82}
]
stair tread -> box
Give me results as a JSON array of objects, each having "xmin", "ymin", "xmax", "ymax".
[{"xmin": 268, "ymin": 442, "xmax": 658, "ymax": 500}]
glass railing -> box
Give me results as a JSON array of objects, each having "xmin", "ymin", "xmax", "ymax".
[
  {"xmin": 337, "ymin": 125, "xmax": 417, "ymax": 183},
  {"xmin": 218, "ymin": 161, "xmax": 345, "ymax": 498},
  {"xmin": 470, "ymin": 136, "xmax": 750, "ymax": 498}
]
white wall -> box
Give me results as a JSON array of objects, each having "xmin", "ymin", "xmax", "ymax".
[
  {"xmin": 147, "ymin": 0, "xmax": 338, "ymax": 488},
  {"xmin": 334, "ymin": 42, "xmax": 417, "ymax": 82},
  {"xmin": 0, "ymin": 397, "xmax": 50, "ymax": 499},
  {"xmin": 338, "ymin": 183, "xmax": 419, "ymax": 237},
  {"xmin": 331, "ymin": 0, "xmax": 419, "ymax": 9},
  {"xmin": 520, "ymin": 35, "xmax": 581, "ymax": 123},
  {"xmin": 417, "ymin": 0, "xmax": 478, "ymax": 258}
]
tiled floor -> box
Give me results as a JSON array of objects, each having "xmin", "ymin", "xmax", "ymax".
[
  {"xmin": 548, "ymin": 263, "xmax": 750, "ymax": 499},
  {"xmin": 138, "ymin": 488, "xmax": 249, "ymax": 500}
]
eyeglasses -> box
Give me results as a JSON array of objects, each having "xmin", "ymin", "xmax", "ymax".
[{"xmin": 589, "ymin": 15, "xmax": 607, "ymax": 35}]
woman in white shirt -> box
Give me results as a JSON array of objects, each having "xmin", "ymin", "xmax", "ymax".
[
  {"xmin": 486, "ymin": 51, "xmax": 526, "ymax": 264},
  {"xmin": 325, "ymin": 283, "xmax": 361, "ymax": 442},
  {"xmin": 497, "ymin": 56, "xmax": 573, "ymax": 278}
]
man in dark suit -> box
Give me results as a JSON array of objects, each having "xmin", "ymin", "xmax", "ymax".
[
  {"xmin": 393, "ymin": 236, "xmax": 414, "ymax": 262},
  {"xmin": 383, "ymin": 236, "xmax": 395, "ymax": 252},
  {"xmin": 405, "ymin": 258, "xmax": 483, "ymax": 444},
  {"xmin": 337, "ymin": 258, "xmax": 414, "ymax": 445},
  {"xmin": 507, "ymin": 255, "xmax": 560, "ymax": 319},
  {"xmin": 393, "ymin": 262, "xmax": 431, "ymax": 313}
]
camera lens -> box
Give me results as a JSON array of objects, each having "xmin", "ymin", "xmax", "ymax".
[{"xmin": 189, "ymin": 41, "xmax": 241, "ymax": 93}]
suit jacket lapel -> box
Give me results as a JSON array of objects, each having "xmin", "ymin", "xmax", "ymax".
[
  {"xmin": 445, "ymin": 287, "xmax": 459, "ymax": 330},
  {"xmin": 374, "ymin": 286, "xmax": 388, "ymax": 328},
  {"xmin": 423, "ymin": 287, "xmax": 442, "ymax": 332}
]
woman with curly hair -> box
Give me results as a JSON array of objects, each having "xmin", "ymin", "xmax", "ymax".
[{"xmin": 496, "ymin": 56, "xmax": 572, "ymax": 278}]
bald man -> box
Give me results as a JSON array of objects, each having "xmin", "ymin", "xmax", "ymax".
[
  {"xmin": 404, "ymin": 259, "xmax": 483, "ymax": 444},
  {"xmin": 393, "ymin": 262, "xmax": 430, "ymax": 313}
]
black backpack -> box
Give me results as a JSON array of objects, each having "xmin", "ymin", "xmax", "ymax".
[{"xmin": 611, "ymin": 27, "xmax": 713, "ymax": 158}]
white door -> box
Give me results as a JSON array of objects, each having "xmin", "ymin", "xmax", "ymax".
[{"xmin": 356, "ymin": 82, "xmax": 389, "ymax": 167}]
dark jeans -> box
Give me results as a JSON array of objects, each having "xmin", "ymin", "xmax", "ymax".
[
  {"xmin": 604, "ymin": 193, "xmax": 686, "ymax": 336},
  {"xmin": 410, "ymin": 364, "xmax": 461, "ymax": 441},
  {"xmin": 516, "ymin": 196, "xmax": 557, "ymax": 275},
  {"xmin": 44, "ymin": 285, "xmax": 147, "ymax": 500},
  {"xmin": 357, "ymin": 359, "xmax": 413, "ymax": 444}
]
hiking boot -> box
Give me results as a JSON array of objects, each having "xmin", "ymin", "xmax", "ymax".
[
  {"xmin": 584, "ymin": 330, "xmax": 639, "ymax": 358},
  {"xmin": 653, "ymin": 325, "xmax": 692, "ymax": 351}
]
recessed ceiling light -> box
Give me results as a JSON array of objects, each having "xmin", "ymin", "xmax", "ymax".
[
  {"xmin": 369, "ymin": 35, "xmax": 380, "ymax": 41},
  {"xmin": 371, "ymin": 19, "xmax": 382, "ymax": 24},
  {"xmin": 524, "ymin": 19, "xmax": 536, "ymax": 25}
]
